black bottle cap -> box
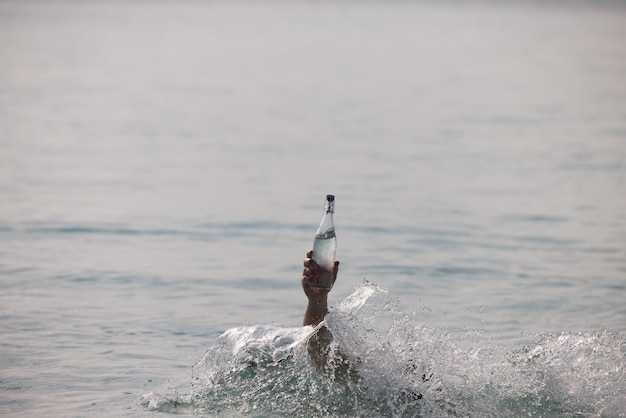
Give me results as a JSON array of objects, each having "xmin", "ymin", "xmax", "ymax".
[{"xmin": 326, "ymin": 194, "xmax": 335, "ymax": 201}]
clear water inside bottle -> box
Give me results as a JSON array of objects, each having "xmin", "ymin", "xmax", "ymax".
[{"xmin": 311, "ymin": 229, "xmax": 336, "ymax": 289}]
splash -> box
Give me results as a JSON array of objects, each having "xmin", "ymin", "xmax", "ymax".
[{"xmin": 141, "ymin": 282, "xmax": 626, "ymax": 417}]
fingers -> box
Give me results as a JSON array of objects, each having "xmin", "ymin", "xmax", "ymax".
[
  {"xmin": 303, "ymin": 267, "xmax": 318, "ymax": 277},
  {"xmin": 302, "ymin": 270, "xmax": 320, "ymax": 289},
  {"xmin": 303, "ymin": 263, "xmax": 320, "ymax": 280},
  {"xmin": 303, "ymin": 250, "xmax": 320, "ymax": 286},
  {"xmin": 304, "ymin": 251, "xmax": 319, "ymax": 270},
  {"xmin": 303, "ymin": 252, "xmax": 339, "ymax": 276},
  {"xmin": 302, "ymin": 250, "xmax": 340, "ymax": 290}
]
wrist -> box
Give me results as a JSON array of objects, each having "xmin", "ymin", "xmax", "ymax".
[
  {"xmin": 307, "ymin": 296, "xmax": 328, "ymax": 306},
  {"xmin": 304, "ymin": 297, "xmax": 329, "ymax": 326}
]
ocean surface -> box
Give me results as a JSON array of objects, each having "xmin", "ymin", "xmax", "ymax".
[{"xmin": 1, "ymin": 1, "xmax": 625, "ymax": 416}]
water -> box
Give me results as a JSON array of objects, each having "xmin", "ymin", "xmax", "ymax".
[
  {"xmin": 1, "ymin": 0, "xmax": 626, "ymax": 417},
  {"xmin": 313, "ymin": 230, "xmax": 337, "ymax": 268},
  {"xmin": 145, "ymin": 283, "xmax": 626, "ymax": 417},
  {"xmin": 312, "ymin": 232, "xmax": 337, "ymax": 289}
]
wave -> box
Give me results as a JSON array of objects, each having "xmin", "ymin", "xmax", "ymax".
[{"xmin": 141, "ymin": 282, "xmax": 626, "ymax": 417}]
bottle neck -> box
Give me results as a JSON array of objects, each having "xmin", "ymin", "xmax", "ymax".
[
  {"xmin": 324, "ymin": 195, "xmax": 335, "ymax": 214},
  {"xmin": 317, "ymin": 197, "xmax": 335, "ymax": 235},
  {"xmin": 324, "ymin": 200, "xmax": 335, "ymax": 214}
]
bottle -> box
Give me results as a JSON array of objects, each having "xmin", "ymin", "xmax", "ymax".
[{"xmin": 311, "ymin": 194, "xmax": 337, "ymax": 290}]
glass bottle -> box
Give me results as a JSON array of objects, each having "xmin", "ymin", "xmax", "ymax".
[{"xmin": 311, "ymin": 194, "xmax": 337, "ymax": 290}]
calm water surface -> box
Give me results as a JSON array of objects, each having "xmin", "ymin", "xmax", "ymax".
[{"xmin": 1, "ymin": 1, "xmax": 625, "ymax": 416}]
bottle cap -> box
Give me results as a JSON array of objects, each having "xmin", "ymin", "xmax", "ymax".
[{"xmin": 326, "ymin": 194, "xmax": 335, "ymax": 201}]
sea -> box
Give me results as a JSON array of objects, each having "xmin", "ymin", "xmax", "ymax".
[{"xmin": 1, "ymin": 1, "xmax": 625, "ymax": 417}]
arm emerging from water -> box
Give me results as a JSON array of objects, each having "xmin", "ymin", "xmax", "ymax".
[
  {"xmin": 302, "ymin": 250, "xmax": 338, "ymax": 327},
  {"xmin": 302, "ymin": 250, "xmax": 344, "ymax": 374},
  {"xmin": 302, "ymin": 251, "xmax": 425, "ymax": 398}
]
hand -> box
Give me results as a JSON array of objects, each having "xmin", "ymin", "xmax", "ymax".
[{"xmin": 302, "ymin": 250, "xmax": 339, "ymax": 300}]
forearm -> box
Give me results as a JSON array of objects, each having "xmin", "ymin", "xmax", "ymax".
[
  {"xmin": 301, "ymin": 251, "xmax": 352, "ymax": 377},
  {"xmin": 304, "ymin": 296, "xmax": 332, "ymax": 373},
  {"xmin": 303, "ymin": 297, "xmax": 328, "ymax": 326},
  {"xmin": 304, "ymin": 298, "xmax": 352, "ymax": 379}
]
